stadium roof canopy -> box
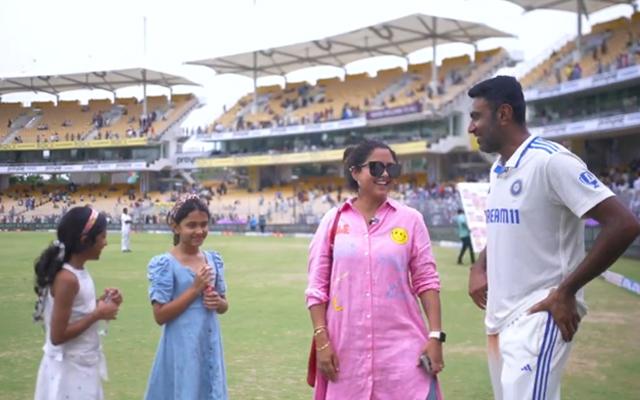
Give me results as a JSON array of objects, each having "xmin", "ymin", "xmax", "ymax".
[
  {"xmin": 505, "ymin": 0, "xmax": 636, "ymax": 52},
  {"xmin": 0, "ymin": 68, "xmax": 197, "ymax": 97},
  {"xmin": 187, "ymin": 13, "xmax": 512, "ymax": 80},
  {"xmin": 505, "ymin": 0, "xmax": 633, "ymax": 14}
]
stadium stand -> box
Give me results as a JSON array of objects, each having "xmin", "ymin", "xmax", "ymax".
[
  {"xmin": 0, "ymin": 175, "xmax": 466, "ymax": 228},
  {"xmin": 12, "ymin": 100, "xmax": 96, "ymax": 143},
  {"xmin": 0, "ymin": 182, "xmax": 138, "ymax": 223},
  {"xmin": 0, "ymin": 102, "xmax": 28, "ymax": 141},
  {"xmin": 3, "ymin": 94, "xmax": 196, "ymax": 144},
  {"xmin": 210, "ymin": 48, "xmax": 509, "ymax": 133},
  {"xmin": 101, "ymin": 94, "xmax": 197, "ymax": 140},
  {"xmin": 521, "ymin": 13, "xmax": 640, "ymax": 89}
]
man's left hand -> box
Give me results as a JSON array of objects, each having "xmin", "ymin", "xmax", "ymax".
[{"xmin": 529, "ymin": 289, "xmax": 581, "ymax": 342}]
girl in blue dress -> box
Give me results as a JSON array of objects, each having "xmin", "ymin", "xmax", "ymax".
[{"xmin": 144, "ymin": 194, "xmax": 228, "ymax": 400}]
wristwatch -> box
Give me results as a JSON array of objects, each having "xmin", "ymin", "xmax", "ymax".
[{"xmin": 428, "ymin": 331, "xmax": 446, "ymax": 343}]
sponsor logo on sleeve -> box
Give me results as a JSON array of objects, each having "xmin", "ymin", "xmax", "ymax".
[{"xmin": 578, "ymin": 171, "xmax": 600, "ymax": 189}]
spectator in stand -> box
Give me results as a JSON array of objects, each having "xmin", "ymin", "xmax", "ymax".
[
  {"xmin": 437, "ymin": 79, "xmax": 445, "ymax": 95},
  {"xmin": 341, "ymin": 103, "xmax": 353, "ymax": 119},
  {"xmin": 570, "ymin": 63, "xmax": 582, "ymax": 80},
  {"xmin": 617, "ymin": 53, "xmax": 629, "ymax": 69},
  {"xmin": 563, "ymin": 64, "xmax": 573, "ymax": 81}
]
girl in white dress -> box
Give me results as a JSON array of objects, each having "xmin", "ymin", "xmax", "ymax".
[{"xmin": 33, "ymin": 207, "xmax": 123, "ymax": 400}]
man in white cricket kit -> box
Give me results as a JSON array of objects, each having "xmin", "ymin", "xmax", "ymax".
[
  {"xmin": 466, "ymin": 76, "xmax": 640, "ymax": 400},
  {"xmin": 121, "ymin": 207, "xmax": 132, "ymax": 252}
]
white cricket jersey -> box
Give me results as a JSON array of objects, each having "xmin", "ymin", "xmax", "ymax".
[
  {"xmin": 121, "ymin": 213, "xmax": 132, "ymax": 232},
  {"xmin": 485, "ymin": 135, "xmax": 614, "ymax": 334}
]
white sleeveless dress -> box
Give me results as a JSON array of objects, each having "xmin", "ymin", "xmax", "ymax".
[{"xmin": 34, "ymin": 264, "xmax": 107, "ymax": 400}]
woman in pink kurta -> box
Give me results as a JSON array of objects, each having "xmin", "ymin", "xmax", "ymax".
[{"xmin": 306, "ymin": 140, "xmax": 445, "ymax": 400}]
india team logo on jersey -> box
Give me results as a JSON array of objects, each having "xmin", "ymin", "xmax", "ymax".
[
  {"xmin": 510, "ymin": 179, "xmax": 523, "ymax": 196},
  {"xmin": 578, "ymin": 171, "xmax": 600, "ymax": 189}
]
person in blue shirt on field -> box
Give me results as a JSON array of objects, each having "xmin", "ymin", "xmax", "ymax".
[
  {"xmin": 249, "ymin": 215, "xmax": 258, "ymax": 232},
  {"xmin": 455, "ymin": 209, "xmax": 475, "ymax": 265}
]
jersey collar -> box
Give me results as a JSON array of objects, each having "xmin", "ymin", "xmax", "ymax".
[{"xmin": 494, "ymin": 134, "xmax": 537, "ymax": 175}]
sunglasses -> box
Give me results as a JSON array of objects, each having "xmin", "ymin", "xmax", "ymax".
[{"xmin": 359, "ymin": 161, "xmax": 402, "ymax": 178}]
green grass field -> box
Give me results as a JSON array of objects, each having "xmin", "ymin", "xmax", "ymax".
[{"xmin": 0, "ymin": 231, "xmax": 638, "ymax": 399}]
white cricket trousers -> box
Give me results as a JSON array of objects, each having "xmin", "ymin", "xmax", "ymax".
[
  {"xmin": 121, "ymin": 230, "xmax": 130, "ymax": 251},
  {"xmin": 488, "ymin": 311, "xmax": 573, "ymax": 400}
]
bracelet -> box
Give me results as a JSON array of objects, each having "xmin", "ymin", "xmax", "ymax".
[
  {"xmin": 316, "ymin": 342, "xmax": 330, "ymax": 352},
  {"xmin": 313, "ymin": 326, "xmax": 327, "ymax": 336}
]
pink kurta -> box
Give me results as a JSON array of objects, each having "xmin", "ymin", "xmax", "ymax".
[{"xmin": 306, "ymin": 198, "xmax": 443, "ymax": 400}]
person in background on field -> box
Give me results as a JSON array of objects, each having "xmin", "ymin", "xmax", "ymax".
[
  {"xmin": 306, "ymin": 139, "xmax": 445, "ymax": 400},
  {"xmin": 33, "ymin": 206, "xmax": 123, "ymax": 400},
  {"xmin": 258, "ymin": 214, "xmax": 266, "ymax": 234},
  {"xmin": 121, "ymin": 207, "xmax": 132, "ymax": 252},
  {"xmin": 249, "ymin": 215, "xmax": 258, "ymax": 232},
  {"xmin": 455, "ymin": 209, "xmax": 475, "ymax": 265},
  {"xmin": 144, "ymin": 194, "xmax": 229, "ymax": 400}
]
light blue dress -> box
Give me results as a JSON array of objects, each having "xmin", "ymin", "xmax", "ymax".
[{"xmin": 144, "ymin": 251, "xmax": 228, "ymax": 400}]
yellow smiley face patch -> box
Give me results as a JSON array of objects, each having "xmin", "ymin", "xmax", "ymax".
[{"xmin": 390, "ymin": 227, "xmax": 409, "ymax": 244}]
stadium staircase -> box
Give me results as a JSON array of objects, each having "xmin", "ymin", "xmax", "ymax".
[
  {"xmin": 1, "ymin": 112, "xmax": 39, "ymax": 144},
  {"xmin": 83, "ymin": 105, "xmax": 125, "ymax": 140},
  {"xmin": 373, "ymin": 75, "xmax": 414, "ymax": 107},
  {"xmin": 279, "ymin": 87, "xmax": 326, "ymax": 123},
  {"xmin": 148, "ymin": 158, "xmax": 173, "ymax": 170},
  {"xmin": 239, "ymin": 94, "xmax": 269, "ymax": 118},
  {"xmin": 1, "ymin": 130, "xmax": 19, "ymax": 145},
  {"xmin": 154, "ymin": 96, "xmax": 199, "ymax": 140},
  {"xmin": 81, "ymin": 127, "xmax": 101, "ymax": 141},
  {"xmin": 178, "ymin": 170, "xmax": 197, "ymax": 185},
  {"xmin": 103, "ymin": 105, "xmax": 125, "ymax": 128}
]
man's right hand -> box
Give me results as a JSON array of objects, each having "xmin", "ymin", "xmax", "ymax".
[{"xmin": 468, "ymin": 264, "xmax": 488, "ymax": 310}]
